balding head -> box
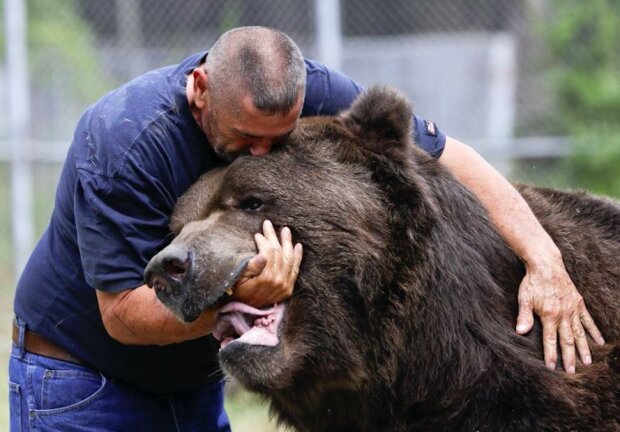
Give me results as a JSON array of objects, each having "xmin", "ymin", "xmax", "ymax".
[{"xmin": 206, "ymin": 26, "xmax": 306, "ymax": 116}]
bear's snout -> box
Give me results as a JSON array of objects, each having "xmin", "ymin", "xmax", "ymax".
[
  {"xmin": 145, "ymin": 228, "xmax": 257, "ymax": 323},
  {"xmin": 144, "ymin": 244, "xmax": 192, "ymax": 295}
]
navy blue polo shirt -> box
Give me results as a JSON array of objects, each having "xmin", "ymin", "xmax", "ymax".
[{"xmin": 14, "ymin": 52, "xmax": 446, "ymax": 393}]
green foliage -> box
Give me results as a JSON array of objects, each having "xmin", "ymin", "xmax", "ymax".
[
  {"xmin": 1, "ymin": 0, "xmax": 110, "ymax": 103},
  {"xmin": 546, "ymin": 0, "xmax": 620, "ymax": 197},
  {"xmin": 28, "ymin": 0, "xmax": 110, "ymax": 101},
  {"xmin": 558, "ymin": 131, "xmax": 620, "ymax": 196}
]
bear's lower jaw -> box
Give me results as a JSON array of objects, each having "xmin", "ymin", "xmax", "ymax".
[{"xmin": 213, "ymin": 301, "xmax": 286, "ymax": 349}]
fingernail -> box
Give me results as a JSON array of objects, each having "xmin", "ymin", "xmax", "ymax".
[
  {"xmin": 568, "ymin": 365, "xmax": 575, "ymax": 374},
  {"xmin": 584, "ymin": 355, "xmax": 592, "ymax": 365},
  {"xmin": 597, "ymin": 337, "xmax": 605, "ymax": 345},
  {"xmin": 546, "ymin": 362, "xmax": 555, "ymax": 371},
  {"xmin": 516, "ymin": 324, "xmax": 527, "ymax": 333}
]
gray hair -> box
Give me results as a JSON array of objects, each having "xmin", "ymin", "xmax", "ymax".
[{"xmin": 206, "ymin": 26, "xmax": 306, "ymax": 115}]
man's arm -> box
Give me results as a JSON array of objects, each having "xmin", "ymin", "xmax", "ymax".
[
  {"xmin": 97, "ymin": 285, "xmax": 217, "ymax": 345},
  {"xmin": 439, "ymin": 137, "xmax": 605, "ymax": 373}
]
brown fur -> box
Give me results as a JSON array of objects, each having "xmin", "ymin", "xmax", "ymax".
[{"xmin": 147, "ymin": 87, "xmax": 620, "ymax": 431}]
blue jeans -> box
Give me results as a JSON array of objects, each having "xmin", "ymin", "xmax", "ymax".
[{"xmin": 9, "ymin": 318, "xmax": 231, "ymax": 432}]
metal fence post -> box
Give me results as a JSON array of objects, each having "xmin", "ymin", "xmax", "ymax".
[
  {"xmin": 486, "ymin": 32, "xmax": 517, "ymax": 175},
  {"xmin": 315, "ymin": 0, "xmax": 342, "ymax": 71},
  {"xmin": 5, "ymin": 0, "xmax": 34, "ymax": 281}
]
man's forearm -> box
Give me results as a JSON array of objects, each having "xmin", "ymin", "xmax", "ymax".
[
  {"xmin": 438, "ymin": 137, "xmax": 604, "ymax": 371},
  {"xmin": 96, "ymin": 285, "xmax": 217, "ymax": 346},
  {"xmin": 438, "ymin": 137, "xmax": 560, "ymax": 266}
]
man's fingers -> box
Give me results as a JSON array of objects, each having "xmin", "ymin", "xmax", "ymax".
[
  {"xmin": 516, "ymin": 298, "xmax": 535, "ymax": 334},
  {"xmin": 245, "ymin": 253, "xmax": 267, "ymax": 277},
  {"xmin": 291, "ymin": 243, "xmax": 303, "ymax": 278},
  {"xmin": 280, "ymin": 226, "xmax": 294, "ymax": 257},
  {"xmin": 542, "ymin": 320, "xmax": 558, "ymax": 371},
  {"xmin": 579, "ymin": 306, "xmax": 605, "ymax": 346},
  {"xmin": 262, "ymin": 220, "xmax": 279, "ymax": 243},
  {"xmin": 280, "ymin": 227, "xmax": 300, "ymax": 282},
  {"xmin": 572, "ymin": 316, "xmax": 591, "ymax": 366},
  {"xmin": 558, "ymin": 319, "xmax": 576, "ymax": 374},
  {"xmin": 257, "ymin": 229, "xmax": 281, "ymax": 264}
]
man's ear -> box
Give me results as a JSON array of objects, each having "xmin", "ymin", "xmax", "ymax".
[
  {"xmin": 340, "ymin": 86, "xmax": 414, "ymax": 150},
  {"xmin": 192, "ymin": 67, "xmax": 209, "ymax": 110}
]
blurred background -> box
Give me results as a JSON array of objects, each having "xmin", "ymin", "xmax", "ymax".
[{"xmin": 1, "ymin": 0, "xmax": 619, "ymax": 430}]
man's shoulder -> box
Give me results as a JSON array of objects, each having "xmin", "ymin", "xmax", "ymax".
[
  {"xmin": 77, "ymin": 50, "xmax": 205, "ymax": 145},
  {"xmin": 73, "ymin": 56, "xmax": 202, "ymax": 178},
  {"xmin": 302, "ymin": 58, "xmax": 364, "ymax": 117},
  {"xmin": 74, "ymin": 98, "xmax": 173, "ymax": 179},
  {"xmin": 304, "ymin": 58, "xmax": 327, "ymax": 74}
]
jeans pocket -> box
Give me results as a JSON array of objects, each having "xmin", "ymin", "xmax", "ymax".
[
  {"xmin": 38, "ymin": 367, "xmax": 107, "ymax": 413},
  {"xmin": 9, "ymin": 381, "xmax": 22, "ymax": 432}
]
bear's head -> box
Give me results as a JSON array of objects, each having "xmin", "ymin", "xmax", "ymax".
[{"xmin": 145, "ymin": 87, "xmax": 453, "ymax": 394}]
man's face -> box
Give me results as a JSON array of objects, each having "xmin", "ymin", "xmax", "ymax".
[{"xmin": 202, "ymin": 93, "xmax": 303, "ymax": 162}]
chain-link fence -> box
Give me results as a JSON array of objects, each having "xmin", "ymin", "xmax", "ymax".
[{"xmin": 2, "ymin": 0, "xmax": 568, "ymax": 142}]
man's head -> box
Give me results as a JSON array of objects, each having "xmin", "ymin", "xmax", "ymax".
[{"xmin": 191, "ymin": 26, "xmax": 306, "ymax": 160}]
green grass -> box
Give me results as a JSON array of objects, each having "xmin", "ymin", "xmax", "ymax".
[{"xmin": 225, "ymin": 383, "xmax": 285, "ymax": 431}]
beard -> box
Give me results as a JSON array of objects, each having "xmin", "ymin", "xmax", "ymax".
[
  {"xmin": 203, "ymin": 107, "xmax": 250, "ymax": 162},
  {"xmin": 212, "ymin": 145, "xmax": 249, "ymax": 163}
]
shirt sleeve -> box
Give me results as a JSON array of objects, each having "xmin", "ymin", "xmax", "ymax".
[
  {"xmin": 412, "ymin": 116, "xmax": 446, "ymax": 159},
  {"xmin": 303, "ymin": 59, "xmax": 446, "ymax": 158},
  {"xmin": 74, "ymin": 157, "xmax": 175, "ymax": 292}
]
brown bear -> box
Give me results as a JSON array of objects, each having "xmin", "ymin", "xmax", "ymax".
[{"xmin": 145, "ymin": 87, "xmax": 620, "ymax": 431}]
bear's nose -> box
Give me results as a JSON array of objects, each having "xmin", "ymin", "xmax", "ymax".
[
  {"xmin": 161, "ymin": 253, "xmax": 191, "ymax": 280},
  {"xmin": 145, "ymin": 244, "xmax": 192, "ymax": 288}
]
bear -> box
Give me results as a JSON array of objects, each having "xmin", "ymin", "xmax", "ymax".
[{"xmin": 144, "ymin": 86, "xmax": 620, "ymax": 431}]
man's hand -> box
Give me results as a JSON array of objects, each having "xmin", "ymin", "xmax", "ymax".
[
  {"xmin": 233, "ymin": 220, "xmax": 303, "ymax": 307},
  {"xmin": 515, "ymin": 258, "xmax": 605, "ymax": 373}
]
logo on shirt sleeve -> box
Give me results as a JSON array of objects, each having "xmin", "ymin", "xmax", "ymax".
[{"xmin": 424, "ymin": 120, "xmax": 437, "ymax": 137}]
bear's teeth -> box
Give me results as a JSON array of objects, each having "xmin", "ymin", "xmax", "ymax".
[{"xmin": 225, "ymin": 287, "xmax": 234, "ymax": 296}]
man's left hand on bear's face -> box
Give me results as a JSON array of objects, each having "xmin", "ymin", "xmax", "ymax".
[{"xmin": 233, "ymin": 220, "xmax": 304, "ymax": 308}]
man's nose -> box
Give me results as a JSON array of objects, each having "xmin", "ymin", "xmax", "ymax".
[{"xmin": 249, "ymin": 139, "xmax": 273, "ymax": 156}]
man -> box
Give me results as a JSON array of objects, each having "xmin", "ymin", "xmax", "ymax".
[{"xmin": 10, "ymin": 26, "xmax": 603, "ymax": 431}]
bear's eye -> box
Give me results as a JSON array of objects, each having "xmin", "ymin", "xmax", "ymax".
[{"xmin": 239, "ymin": 197, "xmax": 264, "ymax": 212}]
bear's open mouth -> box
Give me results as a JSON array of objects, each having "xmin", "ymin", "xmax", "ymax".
[{"xmin": 213, "ymin": 301, "xmax": 286, "ymax": 349}]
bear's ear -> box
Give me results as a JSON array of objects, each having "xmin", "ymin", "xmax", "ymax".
[{"xmin": 340, "ymin": 86, "xmax": 413, "ymax": 150}]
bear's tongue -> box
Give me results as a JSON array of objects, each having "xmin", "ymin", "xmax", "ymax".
[{"xmin": 212, "ymin": 301, "xmax": 286, "ymax": 349}]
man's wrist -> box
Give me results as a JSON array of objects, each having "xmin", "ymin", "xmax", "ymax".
[{"xmin": 517, "ymin": 232, "xmax": 564, "ymax": 271}]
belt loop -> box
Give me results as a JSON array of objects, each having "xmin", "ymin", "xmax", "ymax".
[{"xmin": 13, "ymin": 316, "xmax": 26, "ymax": 359}]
